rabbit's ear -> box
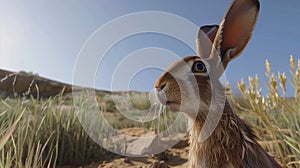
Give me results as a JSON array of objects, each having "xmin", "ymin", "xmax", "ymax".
[
  {"xmin": 212, "ymin": 0, "xmax": 260, "ymax": 69},
  {"xmin": 197, "ymin": 25, "xmax": 219, "ymax": 59}
]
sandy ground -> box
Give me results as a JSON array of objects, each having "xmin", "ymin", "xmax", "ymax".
[
  {"xmin": 64, "ymin": 127, "xmax": 190, "ymax": 168},
  {"xmin": 64, "ymin": 147, "xmax": 189, "ymax": 168}
]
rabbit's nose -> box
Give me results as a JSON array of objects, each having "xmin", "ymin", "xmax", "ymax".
[
  {"xmin": 155, "ymin": 83, "xmax": 166, "ymax": 92},
  {"xmin": 155, "ymin": 78, "xmax": 167, "ymax": 92}
]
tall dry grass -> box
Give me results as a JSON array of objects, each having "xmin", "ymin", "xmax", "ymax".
[
  {"xmin": 229, "ymin": 55, "xmax": 300, "ymax": 167},
  {"xmin": 0, "ymin": 94, "xmax": 108, "ymax": 168}
]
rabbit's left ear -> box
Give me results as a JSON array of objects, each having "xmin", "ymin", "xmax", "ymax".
[
  {"xmin": 197, "ymin": 25, "xmax": 219, "ymax": 58},
  {"xmin": 212, "ymin": 0, "xmax": 260, "ymax": 69}
]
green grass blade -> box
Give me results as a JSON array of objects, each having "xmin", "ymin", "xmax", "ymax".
[
  {"xmin": 0, "ymin": 109, "xmax": 25, "ymax": 151},
  {"xmin": 284, "ymin": 139, "xmax": 300, "ymax": 154}
]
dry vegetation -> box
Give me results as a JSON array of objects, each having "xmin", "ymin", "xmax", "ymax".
[
  {"xmin": 228, "ymin": 56, "xmax": 300, "ymax": 167},
  {"xmin": 0, "ymin": 56, "xmax": 299, "ymax": 168}
]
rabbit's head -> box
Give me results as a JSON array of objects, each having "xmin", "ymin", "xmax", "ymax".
[{"xmin": 155, "ymin": 0, "xmax": 260, "ymax": 119}]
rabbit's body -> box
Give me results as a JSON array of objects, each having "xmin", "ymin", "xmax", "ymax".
[
  {"xmin": 155, "ymin": 0, "xmax": 282, "ymax": 167},
  {"xmin": 189, "ymin": 100, "xmax": 280, "ymax": 168}
]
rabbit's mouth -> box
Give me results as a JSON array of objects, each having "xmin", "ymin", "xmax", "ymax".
[
  {"xmin": 156, "ymin": 91, "xmax": 181, "ymax": 112},
  {"xmin": 165, "ymin": 101, "xmax": 181, "ymax": 112},
  {"xmin": 159, "ymin": 99, "xmax": 181, "ymax": 112}
]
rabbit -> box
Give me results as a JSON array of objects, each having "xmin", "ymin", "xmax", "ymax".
[{"xmin": 154, "ymin": 0, "xmax": 282, "ymax": 167}]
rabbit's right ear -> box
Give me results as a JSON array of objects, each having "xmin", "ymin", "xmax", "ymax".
[
  {"xmin": 197, "ymin": 25, "xmax": 219, "ymax": 59},
  {"xmin": 212, "ymin": 0, "xmax": 260, "ymax": 69}
]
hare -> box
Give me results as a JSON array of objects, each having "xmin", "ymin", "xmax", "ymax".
[{"xmin": 155, "ymin": 0, "xmax": 282, "ymax": 167}]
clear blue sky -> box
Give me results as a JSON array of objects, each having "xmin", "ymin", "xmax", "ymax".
[{"xmin": 0, "ymin": 0, "xmax": 299, "ymax": 95}]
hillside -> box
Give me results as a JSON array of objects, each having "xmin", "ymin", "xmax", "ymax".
[{"xmin": 0, "ymin": 69, "xmax": 74, "ymax": 98}]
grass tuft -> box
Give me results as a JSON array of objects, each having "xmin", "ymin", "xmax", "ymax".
[{"xmin": 230, "ymin": 55, "xmax": 300, "ymax": 167}]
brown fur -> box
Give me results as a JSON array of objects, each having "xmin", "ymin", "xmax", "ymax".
[
  {"xmin": 155, "ymin": 59, "xmax": 281, "ymax": 167},
  {"xmin": 188, "ymin": 82, "xmax": 281, "ymax": 167}
]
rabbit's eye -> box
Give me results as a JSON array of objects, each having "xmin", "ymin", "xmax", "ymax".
[{"xmin": 192, "ymin": 61, "xmax": 207, "ymax": 73}]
